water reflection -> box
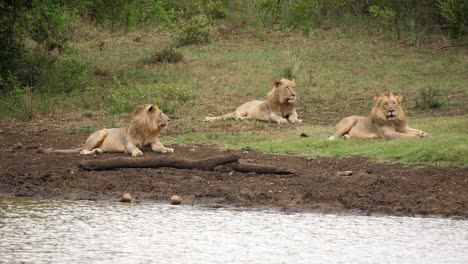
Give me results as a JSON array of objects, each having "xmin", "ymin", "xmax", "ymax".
[{"xmin": 1, "ymin": 197, "xmax": 467, "ymax": 263}]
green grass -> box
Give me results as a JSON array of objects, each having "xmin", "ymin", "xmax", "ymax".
[
  {"xmin": 1, "ymin": 22, "xmax": 466, "ymax": 165},
  {"xmin": 170, "ymin": 116, "xmax": 468, "ymax": 166}
]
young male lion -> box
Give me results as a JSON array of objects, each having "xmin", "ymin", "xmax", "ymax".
[
  {"xmin": 44, "ymin": 104, "xmax": 173, "ymax": 157},
  {"xmin": 328, "ymin": 91, "xmax": 429, "ymax": 140},
  {"xmin": 205, "ymin": 78, "xmax": 302, "ymax": 124}
]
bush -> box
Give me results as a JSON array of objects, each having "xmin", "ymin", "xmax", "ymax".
[
  {"xmin": 29, "ymin": 0, "xmax": 76, "ymax": 52},
  {"xmin": 175, "ymin": 15, "xmax": 210, "ymax": 46},
  {"xmin": 206, "ymin": 0, "xmax": 228, "ymax": 19},
  {"xmin": 0, "ymin": 87, "xmax": 35, "ymax": 120},
  {"xmin": 105, "ymin": 79, "xmax": 194, "ymax": 114},
  {"xmin": 285, "ymin": 0, "xmax": 322, "ymax": 36},
  {"xmin": 147, "ymin": 47, "xmax": 184, "ymax": 64},
  {"xmin": 88, "ymin": 0, "xmax": 175, "ymax": 29},
  {"xmin": 105, "ymin": 77, "xmax": 135, "ymax": 114},
  {"xmin": 437, "ymin": 0, "xmax": 467, "ymax": 38},
  {"xmin": 415, "ymin": 87, "xmax": 450, "ymax": 109},
  {"xmin": 153, "ymin": 84, "xmax": 195, "ymax": 114},
  {"xmin": 38, "ymin": 55, "xmax": 89, "ymax": 94},
  {"xmin": 256, "ymin": 0, "xmax": 282, "ymax": 28}
]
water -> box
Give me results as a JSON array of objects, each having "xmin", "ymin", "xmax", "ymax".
[{"xmin": 0, "ymin": 198, "xmax": 467, "ymax": 264}]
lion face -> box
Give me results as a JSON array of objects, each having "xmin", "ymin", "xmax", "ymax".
[
  {"xmin": 371, "ymin": 91, "xmax": 405, "ymax": 123},
  {"xmin": 147, "ymin": 104, "xmax": 170, "ymax": 129},
  {"xmin": 274, "ymin": 78, "xmax": 297, "ymax": 104},
  {"xmin": 132, "ymin": 104, "xmax": 170, "ymax": 132}
]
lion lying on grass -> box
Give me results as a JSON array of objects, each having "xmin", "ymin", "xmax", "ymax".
[
  {"xmin": 43, "ymin": 104, "xmax": 173, "ymax": 157},
  {"xmin": 205, "ymin": 78, "xmax": 302, "ymax": 124},
  {"xmin": 328, "ymin": 91, "xmax": 429, "ymax": 140}
]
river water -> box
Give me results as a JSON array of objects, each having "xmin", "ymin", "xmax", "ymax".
[{"xmin": 0, "ymin": 197, "xmax": 467, "ymax": 264}]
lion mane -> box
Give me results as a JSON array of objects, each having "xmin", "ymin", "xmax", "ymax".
[
  {"xmin": 328, "ymin": 91, "xmax": 429, "ymax": 140},
  {"xmin": 43, "ymin": 104, "xmax": 173, "ymax": 157},
  {"xmin": 205, "ymin": 78, "xmax": 302, "ymax": 124}
]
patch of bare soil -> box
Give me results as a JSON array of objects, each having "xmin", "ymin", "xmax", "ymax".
[{"xmin": 0, "ymin": 130, "xmax": 467, "ymax": 217}]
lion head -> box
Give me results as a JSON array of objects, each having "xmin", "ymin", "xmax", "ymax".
[
  {"xmin": 371, "ymin": 91, "xmax": 406, "ymax": 125},
  {"xmin": 267, "ymin": 78, "xmax": 297, "ymax": 105},
  {"xmin": 129, "ymin": 104, "xmax": 170, "ymax": 138}
]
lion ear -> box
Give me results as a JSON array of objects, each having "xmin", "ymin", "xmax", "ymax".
[
  {"xmin": 395, "ymin": 94, "xmax": 403, "ymax": 104},
  {"xmin": 374, "ymin": 95, "xmax": 382, "ymax": 103},
  {"xmin": 148, "ymin": 105, "xmax": 155, "ymax": 112},
  {"xmin": 291, "ymin": 78, "xmax": 296, "ymax": 86},
  {"xmin": 274, "ymin": 79, "xmax": 282, "ymax": 88}
]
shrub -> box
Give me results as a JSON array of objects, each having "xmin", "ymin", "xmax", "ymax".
[
  {"xmin": 153, "ymin": 84, "xmax": 195, "ymax": 114},
  {"xmin": 38, "ymin": 55, "xmax": 89, "ymax": 94},
  {"xmin": 0, "ymin": 87, "xmax": 36, "ymax": 120},
  {"xmin": 415, "ymin": 87, "xmax": 450, "ymax": 109},
  {"xmin": 147, "ymin": 47, "xmax": 184, "ymax": 64},
  {"xmin": 105, "ymin": 79, "xmax": 194, "ymax": 114},
  {"xmin": 256, "ymin": 0, "xmax": 282, "ymax": 28},
  {"xmin": 175, "ymin": 15, "xmax": 210, "ymax": 46},
  {"xmin": 29, "ymin": 0, "xmax": 75, "ymax": 52},
  {"xmin": 437, "ymin": 0, "xmax": 467, "ymax": 38},
  {"xmin": 206, "ymin": 0, "xmax": 228, "ymax": 19},
  {"xmin": 105, "ymin": 77, "xmax": 135, "ymax": 114}
]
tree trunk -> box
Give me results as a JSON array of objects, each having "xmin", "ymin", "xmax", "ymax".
[{"xmin": 79, "ymin": 155, "xmax": 240, "ymax": 171}]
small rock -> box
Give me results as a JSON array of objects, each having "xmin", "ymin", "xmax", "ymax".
[
  {"xmin": 170, "ymin": 195, "xmax": 182, "ymax": 205},
  {"xmin": 120, "ymin": 192, "xmax": 132, "ymax": 203},
  {"xmin": 336, "ymin": 171, "xmax": 353, "ymax": 176}
]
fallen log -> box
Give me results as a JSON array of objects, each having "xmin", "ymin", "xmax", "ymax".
[
  {"xmin": 227, "ymin": 163, "xmax": 296, "ymax": 175},
  {"xmin": 79, "ymin": 154, "xmax": 240, "ymax": 171}
]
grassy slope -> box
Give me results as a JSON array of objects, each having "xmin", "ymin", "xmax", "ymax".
[{"xmin": 6, "ymin": 24, "xmax": 468, "ymax": 165}]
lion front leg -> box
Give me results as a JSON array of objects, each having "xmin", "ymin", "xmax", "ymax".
[
  {"xmin": 400, "ymin": 126, "xmax": 430, "ymax": 138},
  {"xmin": 378, "ymin": 128, "xmax": 419, "ymax": 139},
  {"xmin": 125, "ymin": 142, "xmax": 143, "ymax": 157},
  {"xmin": 287, "ymin": 110, "xmax": 302, "ymax": 124},
  {"xmin": 269, "ymin": 113, "xmax": 288, "ymax": 124},
  {"xmin": 150, "ymin": 138, "xmax": 174, "ymax": 154}
]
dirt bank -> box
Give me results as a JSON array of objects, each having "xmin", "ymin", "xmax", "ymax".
[{"xmin": 0, "ymin": 129, "xmax": 467, "ymax": 217}]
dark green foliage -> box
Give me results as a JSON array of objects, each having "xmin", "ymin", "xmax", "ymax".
[
  {"xmin": 29, "ymin": 0, "xmax": 76, "ymax": 52},
  {"xmin": 415, "ymin": 87, "xmax": 450, "ymax": 109},
  {"xmin": 175, "ymin": 15, "xmax": 211, "ymax": 46},
  {"xmin": 437, "ymin": 0, "xmax": 467, "ymax": 38},
  {"xmin": 38, "ymin": 55, "xmax": 89, "ymax": 94},
  {"xmin": 87, "ymin": 0, "xmax": 175, "ymax": 29}
]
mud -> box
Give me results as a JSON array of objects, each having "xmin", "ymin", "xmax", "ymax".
[{"xmin": 0, "ymin": 129, "xmax": 467, "ymax": 217}]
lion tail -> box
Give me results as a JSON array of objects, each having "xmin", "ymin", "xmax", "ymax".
[
  {"xmin": 37, "ymin": 147, "xmax": 83, "ymax": 154},
  {"xmin": 204, "ymin": 112, "xmax": 237, "ymax": 122}
]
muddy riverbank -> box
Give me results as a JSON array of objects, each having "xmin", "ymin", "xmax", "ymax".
[{"xmin": 0, "ymin": 130, "xmax": 467, "ymax": 217}]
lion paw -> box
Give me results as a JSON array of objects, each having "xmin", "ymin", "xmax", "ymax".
[
  {"xmin": 419, "ymin": 131, "xmax": 430, "ymax": 138},
  {"xmin": 276, "ymin": 118, "xmax": 288, "ymax": 124},
  {"xmin": 290, "ymin": 119, "xmax": 302, "ymax": 124},
  {"xmin": 91, "ymin": 148, "xmax": 103, "ymax": 155},
  {"xmin": 342, "ymin": 134, "xmax": 351, "ymax": 140},
  {"xmin": 161, "ymin": 147, "xmax": 174, "ymax": 154},
  {"xmin": 131, "ymin": 150, "xmax": 143, "ymax": 157}
]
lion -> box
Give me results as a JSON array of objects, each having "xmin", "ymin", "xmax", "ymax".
[
  {"xmin": 43, "ymin": 104, "xmax": 174, "ymax": 157},
  {"xmin": 204, "ymin": 78, "xmax": 302, "ymax": 124},
  {"xmin": 328, "ymin": 91, "xmax": 429, "ymax": 140}
]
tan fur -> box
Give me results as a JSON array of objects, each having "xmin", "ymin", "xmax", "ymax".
[
  {"xmin": 328, "ymin": 91, "xmax": 429, "ymax": 140},
  {"xmin": 45, "ymin": 104, "xmax": 173, "ymax": 157},
  {"xmin": 205, "ymin": 78, "xmax": 302, "ymax": 124}
]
